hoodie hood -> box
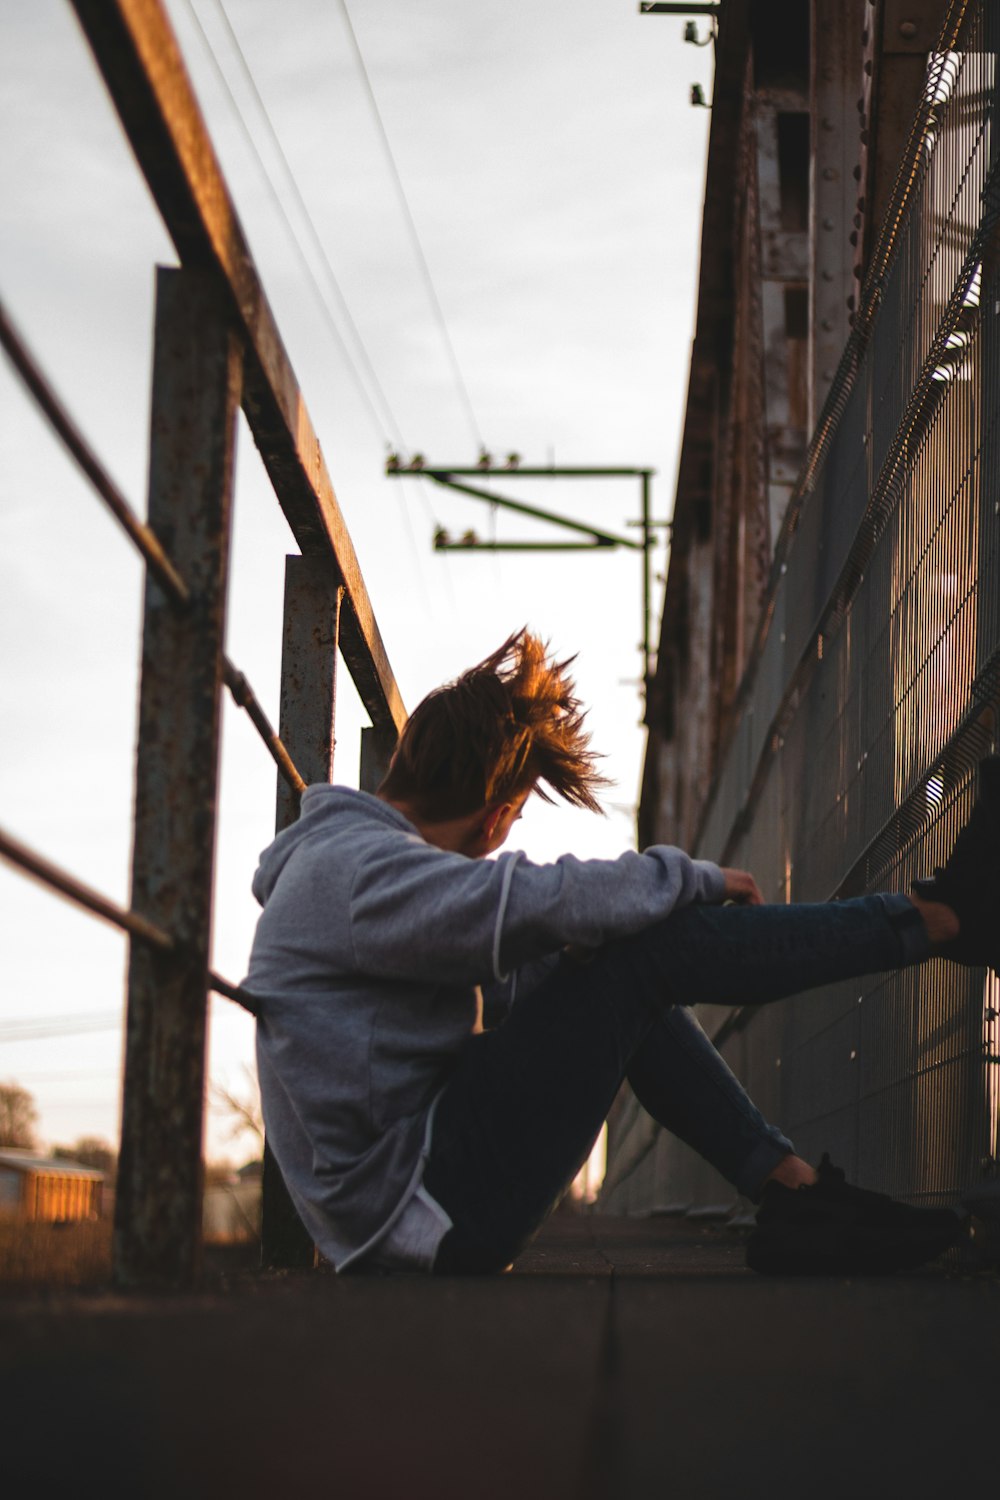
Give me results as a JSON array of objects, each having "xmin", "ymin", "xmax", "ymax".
[{"xmin": 252, "ymin": 785, "xmax": 418, "ymax": 906}]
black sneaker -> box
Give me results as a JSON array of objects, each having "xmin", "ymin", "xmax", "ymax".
[
  {"xmin": 746, "ymin": 1155, "xmax": 964, "ymax": 1275},
  {"xmin": 911, "ymin": 755, "xmax": 1000, "ymax": 970}
]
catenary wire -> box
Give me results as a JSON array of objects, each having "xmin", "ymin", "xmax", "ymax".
[
  {"xmin": 185, "ymin": 0, "xmax": 440, "ymax": 567},
  {"xmin": 336, "ymin": 0, "xmax": 487, "ymax": 454},
  {"xmin": 181, "ymin": 0, "xmax": 403, "ymax": 452}
]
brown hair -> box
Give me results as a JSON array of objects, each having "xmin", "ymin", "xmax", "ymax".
[{"xmin": 378, "ymin": 629, "xmax": 608, "ymax": 820}]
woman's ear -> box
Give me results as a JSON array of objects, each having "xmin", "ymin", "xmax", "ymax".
[{"xmin": 481, "ymin": 802, "xmax": 513, "ymax": 842}]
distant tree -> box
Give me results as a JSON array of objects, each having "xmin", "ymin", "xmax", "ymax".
[
  {"xmin": 210, "ymin": 1064, "xmax": 264, "ymax": 1157},
  {"xmin": 53, "ymin": 1136, "xmax": 117, "ymax": 1181},
  {"xmin": 0, "ymin": 1081, "xmax": 38, "ymax": 1149}
]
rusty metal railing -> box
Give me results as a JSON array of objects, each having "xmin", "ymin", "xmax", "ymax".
[{"xmin": 0, "ymin": 0, "xmax": 406, "ymax": 1286}]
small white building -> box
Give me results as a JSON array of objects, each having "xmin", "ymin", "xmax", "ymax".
[{"xmin": 202, "ymin": 1161, "xmax": 262, "ymax": 1243}]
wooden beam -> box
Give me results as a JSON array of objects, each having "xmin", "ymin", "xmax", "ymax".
[{"xmin": 70, "ymin": 0, "xmax": 406, "ymax": 736}]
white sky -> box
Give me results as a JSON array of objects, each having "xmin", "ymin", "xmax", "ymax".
[{"xmin": 0, "ymin": 0, "xmax": 713, "ymax": 1159}]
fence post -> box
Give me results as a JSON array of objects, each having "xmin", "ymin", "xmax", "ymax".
[
  {"xmin": 260, "ymin": 557, "xmax": 344, "ymax": 1268},
  {"xmin": 114, "ymin": 267, "xmax": 242, "ymax": 1288}
]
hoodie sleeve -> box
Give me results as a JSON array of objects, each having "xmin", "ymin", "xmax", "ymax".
[{"xmin": 348, "ymin": 833, "xmax": 725, "ymax": 986}]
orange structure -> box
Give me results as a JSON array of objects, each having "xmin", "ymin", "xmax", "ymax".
[{"xmin": 0, "ymin": 1150, "xmax": 104, "ymax": 1222}]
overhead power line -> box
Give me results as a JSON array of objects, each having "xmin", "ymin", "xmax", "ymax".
[
  {"xmin": 182, "ymin": 0, "xmax": 405, "ymax": 451},
  {"xmin": 187, "ymin": 0, "xmax": 449, "ymax": 580},
  {"xmin": 336, "ymin": 0, "xmax": 487, "ymax": 453},
  {"xmin": 0, "ymin": 1011, "xmax": 122, "ymax": 1043}
]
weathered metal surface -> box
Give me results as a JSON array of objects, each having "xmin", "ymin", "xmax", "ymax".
[
  {"xmin": 0, "ymin": 827, "xmax": 258, "ymax": 1016},
  {"xmin": 0, "ymin": 297, "xmax": 304, "ymax": 803},
  {"xmin": 360, "ymin": 726, "xmax": 398, "ymax": 796},
  {"xmin": 0, "ymin": 825, "xmax": 174, "ymax": 952},
  {"xmin": 274, "ymin": 557, "xmax": 344, "ymax": 830},
  {"xmin": 222, "ymin": 659, "xmax": 305, "ymax": 797},
  {"xmin": 868, "ymin": 2, "xmax": 956, "ymax": 243},
  {"xmin": 70, "ymin": 0, "xmax": 405, "ymax": 738},
  {"xmin": 0, "ymin": 298, "xmax": 189, "ymax": 608},
  {"xmin": 260, "ymin": 557, "xmax": 344, "ymax": 1268},
  {"xmin": 419, "ymin": 472, "xmax": 642, "ymax": 549},
  {"xmin": 639, "ymin": 2, "xmax": 720, "ymax": 13},
  {"xmin": 631, "ymin": 0, "xmax": 999, "ymax": 1213},
  {"xmin": 114, "ymin": 267, "xmax": 242, "ymax": 1289},
  {"xmin": 642, "ymin": 0, "xmax": 750, "ymax": 845},
  {"xmin": 810, "ymin": 0, "xmax": 866, "ymax": 431}
]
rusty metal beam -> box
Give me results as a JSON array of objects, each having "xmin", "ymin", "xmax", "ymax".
[
  {"xmin": 810, "ymin": 0, "xmax": 866, "ymax": 430},
  {"xmin": 0, "ymin": 297, "xmax": 190, "ymax": 607},
  {"xmin": 360, "ymin": 726, "xmax": 397, "ymax": 795},
  {"xmin": 114, "ymin": 267, "xmax": 241, "ymax": 1289},
  {"xmin": 868, "ymin": 2, "xmax": 956, "ymax": 249},
  {"xmin": 0, "ymin": 827, "xmax": 256, "ymax": 1014},
  {"xmin": 0, "ymin": 299, "xmax": 306, "ymax": 798},
  {"xmin": 69, "ymin": 0, "xmax": 405, "ymax": 738},
  {"xmin": 274, "ymin": 558, "xmax": 344, "ymax": 832},
  {"xmin": 259, "ymin": 557, "xmax": 345, "ymax": 1267},
  {"xmin": 0, "ymin": 825, "xmax": 175, "ymax": 954}
]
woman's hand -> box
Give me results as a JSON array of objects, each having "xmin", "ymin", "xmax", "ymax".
[{"xmin": 719, "ymin": 867, "xmax": 764, "ymax": 905}]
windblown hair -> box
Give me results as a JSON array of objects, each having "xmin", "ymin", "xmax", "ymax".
[{"xmin": 379, "ymin": 629, "xmax": 609, "ymax": 821}]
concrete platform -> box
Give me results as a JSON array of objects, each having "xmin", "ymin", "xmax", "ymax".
[{"xmin": 2, "ymin": 1212, "xmax": 997, "ymax": 1499}]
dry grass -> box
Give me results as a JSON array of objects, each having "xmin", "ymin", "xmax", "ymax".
[{"xmin": 0, "ymin": 1218, "xmax": 112, "ymax": 1290}]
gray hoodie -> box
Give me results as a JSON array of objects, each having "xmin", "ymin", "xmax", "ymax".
[{"xmin": 245, "ymin": 785, "xmax": 725, "ymax": 1269}]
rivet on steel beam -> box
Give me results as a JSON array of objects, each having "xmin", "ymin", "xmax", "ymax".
[
  {"xmin": 899, "ymin": 20, "xmax": 918, "ymax": 40},
  {"xmin": 823, "ymin": 217, "xmax": 835, "ymax": 231},
  {"xmin": 822, "ymin": 167, "xmax": 837, "ymax": 181}
]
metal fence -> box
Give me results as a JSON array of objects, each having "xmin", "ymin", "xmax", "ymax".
[
  {"xmin": 0, "ymin": 0, "xmax": 405, "ymax": 1285},
  {"xmin": 609, "ymin": 0, "xmax": 1000, "ymax": 1213}
]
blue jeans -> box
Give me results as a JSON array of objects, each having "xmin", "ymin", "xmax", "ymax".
[{"xmin": 424, "ymin": 894, "xmax": 929, "ymax": 1273}]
